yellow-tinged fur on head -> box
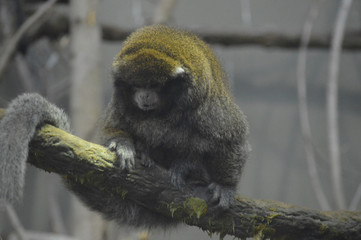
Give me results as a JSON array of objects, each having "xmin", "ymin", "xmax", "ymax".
[{"xmin": 112, "ymin": 25, "xmax": 229, "ymax": 97}]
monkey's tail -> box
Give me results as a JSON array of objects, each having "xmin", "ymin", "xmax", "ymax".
[{"xmin": 0, "ymin": 93, "xmax": 70, "ymax": 203}]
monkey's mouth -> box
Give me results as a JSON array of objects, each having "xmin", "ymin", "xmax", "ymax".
[{"xmin": 138, "ymin": 103, "xmax": 157, "ymax": 111}]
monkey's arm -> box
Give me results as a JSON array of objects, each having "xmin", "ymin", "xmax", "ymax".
[
  {"xmin": 8, "ymin": 120, "xmax": 361, "ymax": 240},
  {"xmin": 101, "ymin": 100, "xmax": 136, "ymax": 170}
]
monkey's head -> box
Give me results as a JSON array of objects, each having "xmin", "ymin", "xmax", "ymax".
[
  {"xmin": 112, "ymin": 25, "xmax": 229, "ymax": 116},
  {"xmin": 112, "ymin": 52, "xmax": 192, "ymax": 115}
]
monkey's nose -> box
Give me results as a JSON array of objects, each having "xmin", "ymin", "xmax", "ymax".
[{"xmin": 141, "ymin": 93, "xmax": 150, "ymax": 100}]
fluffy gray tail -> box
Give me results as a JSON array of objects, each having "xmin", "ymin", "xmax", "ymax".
[{"xmin": 0, "ymin": 93, "xmax": 70, "ymax": 203}]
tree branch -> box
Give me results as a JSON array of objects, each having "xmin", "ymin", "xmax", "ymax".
[
  {"xmin": 23, "ymin": 5, "xmax": 361, "ymax": 50},
  {"xmin": 0, "ymin": 111, "xmax": 357, "ymax": 239}
]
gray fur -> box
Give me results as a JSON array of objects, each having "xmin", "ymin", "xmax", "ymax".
[{"xmin": 0, "ymin": 93, "xmax": 70, "ymax": 203}]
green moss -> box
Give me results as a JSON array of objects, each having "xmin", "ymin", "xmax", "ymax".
[
  {"xmin": 39, "ymin": 125, "xmax": 116, "ymax": 169},
  {"xmin": 121, "ymin": 189, "xmax": 128, "ymax": 199},
  {"xmin": 111, "ymin": 187, "xmax": 128, "ymax": 199},
  {"xmin": 266, "ymin": 213, "xmax": 280, "ymax": 224},
  {"xmin": 250, "ymin": 214, "xmax": 265, "ymax": 225},
  {"xmin": 320, "ymin": 224, "xmax": 329, "ymax": 234},
  {"xmin": 168, "ymin": 202, "xmax": 180, "ymax": 217},
  {"xmin": 219, "ymin": 231, "xmax": 227, "ymax": 240},
  {"xmin": 254, "ymin": 224, "xmax": 275, "ymax": 240},
  {"xmin": 204, "ymin": 229, "xmax": 213, "ymax": 238},
  {"xmin": 183, "ymin": 198, "xmax": 207, "ymax": 219},
  {"xmin": 253, "ymin": 225, "xmax": 265, "ymax": 240},
  {"xmin": 248, "ymin": 212, "xmax": 279, "ymax": 239},
  {"xmin": 0, "ymin": 108, "xmax": 5, "ymax": 119},
  {"xmin": 79, "ymin": 177, "xmax": 85, "ymax": 184}
]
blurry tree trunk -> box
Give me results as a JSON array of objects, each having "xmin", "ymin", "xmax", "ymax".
[
  {"xmin": 0, "ymin": 0, "xmax": 17, "ymax": 43},
  {"xmin": 69, "ymin": 0, "xmax": 105, "ymax": 239},
  {"xmin": 296, "ymin": 0, "xmax": 331, "ymax": 211},
  {"xmin": 152, "ymin": 0, "xmax": 176, "ymax": 24},
  {"xmin": 326, "ymin": 0, "xmax": 352, "ymax": 210},
  {"xmin": 0, "ymin": 0, "xmax": 19, "ymax": 82}
]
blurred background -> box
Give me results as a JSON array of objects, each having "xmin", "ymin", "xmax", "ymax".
[{"xmin": 0, "ymin": 0, "xmax": 360, "ymax": 239}]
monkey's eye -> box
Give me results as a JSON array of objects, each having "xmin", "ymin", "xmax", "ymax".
[
  {"xmin": 163, "ymin": 76, "xmax": 188, "ymax": 95},
  {"xmin": 131, "ymin": 83, "xmax": 143, "ymax": 90},
  {"xmin": 116, "ymin": 80, "xmax": 131, "ymax": 89},
  {"xmin": 135, "ymin": 84, "xmax": 161, "ymax": 91},
  {"xmin": 149, "ymin": 83, "xmax": 160, "ymax": 89},
  {"xmin": 172, "ymin": 74, "xmax": 191, "ymax": 87}
]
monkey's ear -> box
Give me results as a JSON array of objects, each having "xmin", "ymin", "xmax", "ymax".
[
  {"xmin": 171, "ymin": 66, "xmax": 191, "ymax": 83},
  {"xmin": 172, "ymin": 66, "xmax": 186, "ymax": 76},
  {"xmin": 171, "ymin": 66, "xmax": 192, "ymax": 84}
]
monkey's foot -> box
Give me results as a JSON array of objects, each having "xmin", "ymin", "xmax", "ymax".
[
  {"xmin": 108, "ymin": 140, "xmax": 135, "ymax": 170},
  {"xmin": 207, "ymin": 183, "xmax": 235, "ymax": 209},
  {"xmin": 169, "ymin": 169, "xmax": 187, "ymax": 189}
]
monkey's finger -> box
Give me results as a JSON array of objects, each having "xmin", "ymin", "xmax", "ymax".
[
  {"xmin": 108, "ymin": 141, "xmax": 117, "ymax": 151},
  {"xmin": 169, "ymin": 170, "xmax": 186, "ymax": 189},
  {"xmin": 125, "ymin": 157, "xmax": 135, "ymax": 170},
  {"xmin": 119, "ymin": 157, "xmax": 127, "ymax": 170},
  {"xmin": 207, "ymin": 183, "xmax": 221, "ymax": 204},
  {"xmin": 139, "ymin": 153, "xmax": 153, "ymax": 167}
]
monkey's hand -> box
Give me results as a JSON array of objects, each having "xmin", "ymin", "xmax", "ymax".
[
  {"xmin": 207, "ymin": 183, "xmax": 235, "ymax": 210},
  {"xmin": 108, "ymin": 138, "xmax": 136, "ymax": 170},
  {"xmin": 135, "ymin": 150, "xmax": 154, "ymax": 168},
  {"xmin": 169, "ymin": 163, "xmax": 195, "ymax": 188},
  {"xmin": 170, "ymin": 168, "xmax": 186, "ymax": 188},
  {"xmin": 134, "ymin": 142, "xmax": 154, "ymax": 168}
]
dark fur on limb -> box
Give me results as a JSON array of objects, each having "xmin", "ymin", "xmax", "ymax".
[{"xmin": 1, "ymin": 109, "xmax": 360, "ymax": 239}]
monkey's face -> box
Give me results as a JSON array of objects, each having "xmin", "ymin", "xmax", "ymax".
[
  {"xmin": 133, "ymin": 87, "xmax": 161, "ymax": 111},
  {"xmin": 112, "ymin": 49, "xmax": 200, "ymax": 116},
  {"xmin": 113, "ymin": 69, "xmax": 193, "ymax": 116}
]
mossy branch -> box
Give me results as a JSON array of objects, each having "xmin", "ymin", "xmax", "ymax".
[{"xmin": 1, "ymin": 109, "xmax": 360, "ymax": 239}]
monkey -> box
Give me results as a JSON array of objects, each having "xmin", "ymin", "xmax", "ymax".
[
  {"xmin": 0, "ymin": 25, "xmax": 250, "ymax": 229},
  {"xmin": 98, "ymin": 25, "xmax": 250, "ymax": 216},
  {"xmin": 105, "ymin": 24, "xmax": 250, "ymax": 203},
  {"xmin": 68, "ymin": 25, "xmax": 250, "ymax": 228}
]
